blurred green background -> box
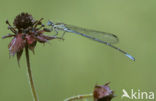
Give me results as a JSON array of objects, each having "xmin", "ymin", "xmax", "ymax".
[{"xmin": 0, "ymin": 0, "xmax": 155, "ymax": 101}]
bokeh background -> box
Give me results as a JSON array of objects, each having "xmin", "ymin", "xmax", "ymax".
[{"xmin": 0, "ymin": 0, "xmax": 155, "ymax": 101}]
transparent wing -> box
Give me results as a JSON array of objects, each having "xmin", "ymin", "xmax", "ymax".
[{"xmin": 64, "ymin": 24, "xmax": 119, "ymax": 44}]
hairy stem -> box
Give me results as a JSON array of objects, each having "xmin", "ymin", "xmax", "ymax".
[
  {"xmin": 25, "ymin": 44, "xmax": 39, "ymax": 101},
  {"xmin": 64, "ymin": 93, "xmax": 93, "ymax": 101}
]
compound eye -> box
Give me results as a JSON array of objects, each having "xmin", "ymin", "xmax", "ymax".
[{"xmin": 47, "ymin": 21, "xmax": 53, "ymax": 26}]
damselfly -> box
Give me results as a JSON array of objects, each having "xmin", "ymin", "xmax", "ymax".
[{"xmin": 47, "ymin": 21, "xmax": 135, "ymax": 61}]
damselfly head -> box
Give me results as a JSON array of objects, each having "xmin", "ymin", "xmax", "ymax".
[{"xmin": 47, "ymin": 21, "xmax": 54, "ymax": 26}]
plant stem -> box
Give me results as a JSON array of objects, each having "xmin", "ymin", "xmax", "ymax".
[
  {"xmin": 25, "ymin": 44, "xmax": 39, "ymax": 101},
  {"xmin": 64, "ymin": 93, "xmax": 93, "ymax": 101}
]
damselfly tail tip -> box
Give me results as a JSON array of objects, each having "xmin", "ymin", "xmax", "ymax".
[{"xmin": 125, "ymin": 53, "xmax": 135, "ymax": 61}]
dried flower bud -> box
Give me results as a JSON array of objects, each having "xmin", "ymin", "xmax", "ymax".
[{"xmin": 93, "ymin": 83, "xmax": 115, "ymax": 101}]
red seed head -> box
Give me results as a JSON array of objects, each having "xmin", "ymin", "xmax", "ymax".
[{"xmin": 3, "ymin": 12, "xmax": 61, "ymax": 66}]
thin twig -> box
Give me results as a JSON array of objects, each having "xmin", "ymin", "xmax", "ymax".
[
  {"xmin": 64, "ymin": 93, "xmax": 93, "ymax": 101},
  {"xmin": 25, "ymin": 44, "xmax": 39, "ymax": 101}
]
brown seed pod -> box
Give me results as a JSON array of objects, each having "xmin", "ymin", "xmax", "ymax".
[{"xmin": 93, "ymin": 83, "xmax": 115, "ymax": 101}]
